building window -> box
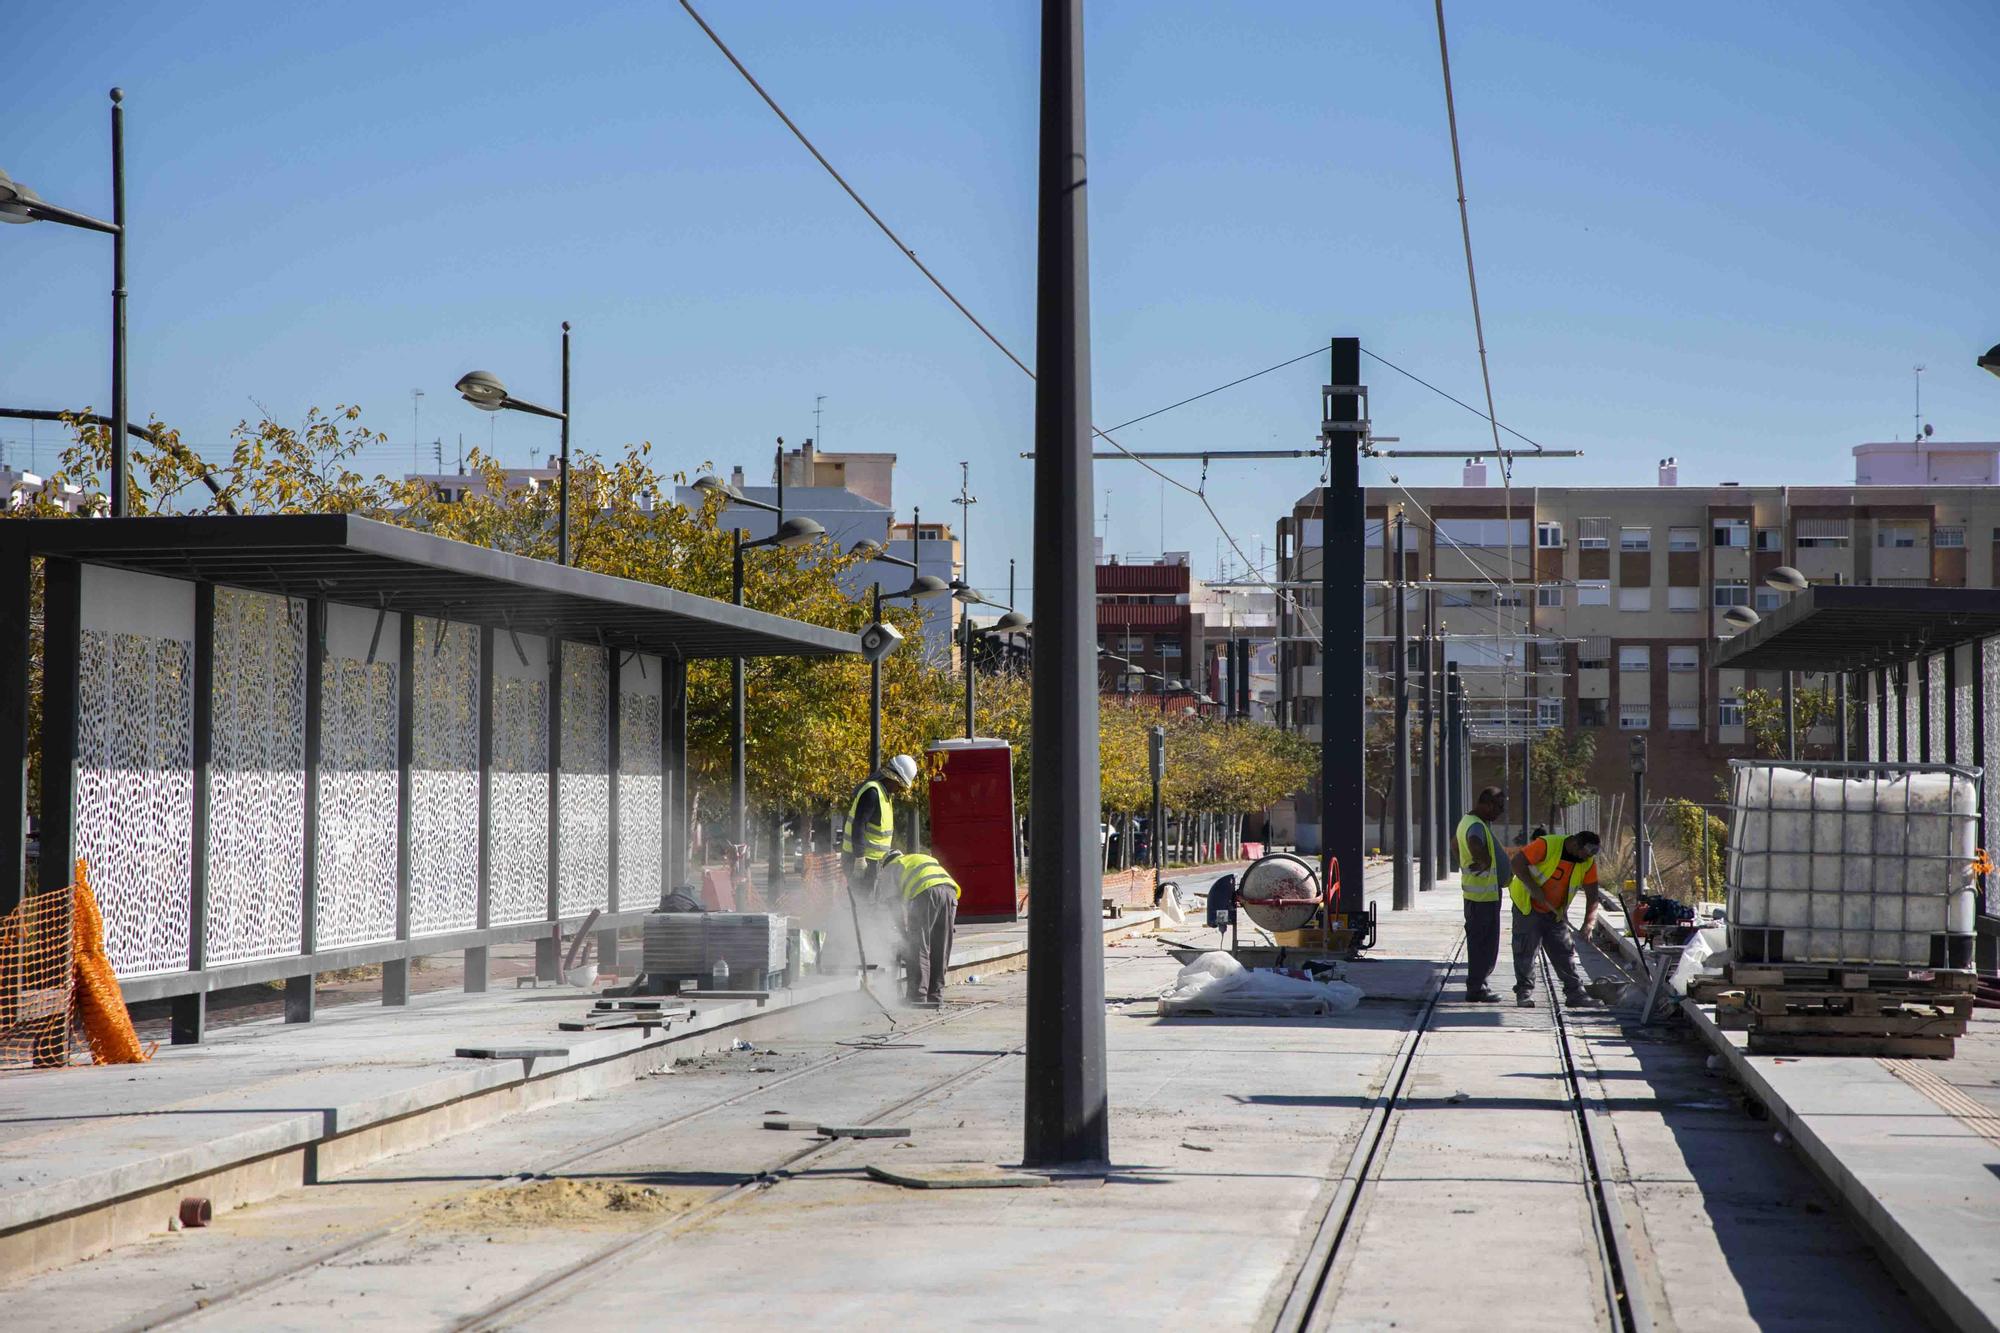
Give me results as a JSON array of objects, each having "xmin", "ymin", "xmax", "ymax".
[
  {"xmin": 1619, "ymin": 705, "xmax": 1651, "ymax": 730},
  {"xmin": 1713, "ymin": 580, "xmax": 1750, "ymax": 607},
  {"xmin": 1537, "ymin": 521, "xmax": 1564, "ymax": 549},
  {"xmin": 1877, "ymin": 525, "xmax": 1920, "ymax": 549},
  {"xmin": 1668, "ymin": 585, "xmax": 1701, "ymax": 612},
  {"xmin": 1755, "ymin": 527, "xmax": 1782, "ymax": 552},
  {"xmin": 1620, "ymin": 526, "xmax": 1652, "ymax": 552},
  {"xmin": 1434, "ymin": 518, "xmax": 1531, "ymax": 549},
  {"xmin": 1537, "ymin": 698, "xmax": 1563, "ymax": 728},
  {"xmin": 1536, "ymin": 585, "xmax": 1563, "ymax": 608},
  {"xmin": 1797, "ymin": 518, "xmax": 1849, "ymax": 548},
  {"xmin": 1669, "ymin": 707, "xmax": 1699, "ymax": 732},
  {"xmin": 1617, "ymin": 587, "xmax": 1651, "ymax": 612},
  {"xmin": 1577, "ymin": 518, "xmax": 1611, "ymax": 550},
  {"xmin": 1713, "ymin": 520, "xmax": 1749, "ymax": 548},
  {"xmin": 1667, "ymin": 527, "xmax": 1700, "ymax": 552},
  {"xmin": 1577, "ymin": 639, "xmax": 1610, "ymax": 671},
  {"xmin": 1935, "ymin": 526, "xmax": 1966, "ymax": 549},
  {"xmin": 1362, "ymin": 519, "xmax": 1383, "ymax": 548},
  {"xmin": 1667, "ymin": 645, "xmax": 1700, "ymax": 672},
  {"xmin": 1577, "ymin": 580, "xmax": 1610, "ymax": 606},
  {"xmin": 1156, "ymin": 637, "xmax": 1182, "ymax": 658},
  {"xmin": 1718, "ymin": 700, "xmax": 1745, "ymax": 729},
  {"xmin": 1618, "ymin": 645, "xmax": 1650, "ymax": 672},
  {"xmin": 1578, "ymin": 698, "xmax": 1608, "ymax": 728}
]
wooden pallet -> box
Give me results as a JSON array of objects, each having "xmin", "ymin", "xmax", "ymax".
[{"xmin": 1707, "ymin": 962, "xmax": 1973, "ymax": 1057}]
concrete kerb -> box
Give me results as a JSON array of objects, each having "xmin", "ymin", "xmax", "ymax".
[{"xmin": 0, "ymin": 910, "xmax": 1161, "ymax": 1282}]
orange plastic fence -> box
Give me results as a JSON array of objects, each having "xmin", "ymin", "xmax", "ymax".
[
  {"xmin": 0, "ymin": 858, "xmax": 152, "ymax": 1071},
  {"xmin": 0, "ymin": 870, "xmax": 76, "ymax": 1071},
  {"xmin": 72, "ymin": 861, "xmax": 151, "ymax": 1065}
]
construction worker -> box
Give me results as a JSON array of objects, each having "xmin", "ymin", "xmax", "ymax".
[
  {"xmin": 843, "ymin": 754, "xmax": 918, "ymax": 899},
  {"xmin": 1455, "ymin": 786, "xmax": 1507, "ymax": 1003},
  {"xmin": 1506, "ymin": 828, "xmax": 1604, "ymax": 1009},
  {"xmin": 881, "ymin": 849, "xmax": 959, "ymax": 1005}
]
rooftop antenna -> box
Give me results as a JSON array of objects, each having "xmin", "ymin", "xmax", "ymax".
[
  {"xmin": 1914, "ymin": 365, "xmax": 1925, "ymax": 443},
  {"xmin": 953, "ymin": 460, "xmax": 978, "ymax": 587},
  {"xmin": 815, "ymin": 394, "xmax": 826, "ymax": 448}
]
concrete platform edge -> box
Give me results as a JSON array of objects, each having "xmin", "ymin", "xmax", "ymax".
[{"xmin": 1680, "ymin": 996, "xmax": 1996, "ymax": 1333}]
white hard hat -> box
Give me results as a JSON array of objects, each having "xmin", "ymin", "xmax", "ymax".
[{"xmin": 886, "ymin": 754, "xmax": 919, "ymax": 787}]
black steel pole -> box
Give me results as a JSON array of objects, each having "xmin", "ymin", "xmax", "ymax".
[
  {"xmin": 1023, "ymin": 0, "xmax": 1107, "ymax": 1170},
  {"xmin": 1392, "ymin": 512, "xmax": 1412, "ymax": 911},
  {"xmin": 1633, "ymin": 760, "xmax": 1649, "ymax": 891},
  {"xmin": 870, "ymin": 582, "xmax": 884, "ymax": 773},
  {"xmin": 1418, "ymin": 589, "xmax": 1436, "ymax": 890},
  {"xmin": 558, "ymin": 322, "xmax": 570, "ymax": 565},
  {"xmin": 1784, "ymin": 671, "xmax": 1796, "ymax": 761},
  {"xmin": 1446, "ymin": 664, "xmax": 1465, "ymax": 866},
  {"xmin": 109, "ymin": 88, "xmax": 128, "ymax": 517},
  {"xmin": 1433, "ymin": 614, "xmax": 1450, "ymax": 870},
  {"xmin": 1323, "ymin": 337, "xmax": 1367, "ymax": 923},
  {"xmin": 731, "ymin": 531, "xmax": 746, "ymax": 850},
  {"xmin": 964, "ymin": 617, "xmax": 976, "ymax": 738}
]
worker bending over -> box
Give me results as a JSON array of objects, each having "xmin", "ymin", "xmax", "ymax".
[
  {"xmin": 1506, "ymin": 828, "xmax": 1604, "ymax": 1009},
  {"xmin": 881, "ymin": 849, "xmax": 959, "ymax": 1006},
  {"xmin": 1454, "ymin": 786, "xmax": 1507, "ymax": 1003},
  {"xmin": 843, "ymin": 754, "xmax": 918, "ymax": 899}
]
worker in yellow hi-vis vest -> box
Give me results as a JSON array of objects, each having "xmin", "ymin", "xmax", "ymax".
[
  {"xmin": 882, "ymin": 849, "xmax": 959, "ymax": 1006},
  {"xmin": 842, "ymin": 754, "xmax": 918, "ymax": 899},
  {"xmin": 1454, "ymin": 786, "xmax": 1507, "ymax": 1003},
  {"xmin": 1506, "ymin": 829, "xmax": 1604, "ymax": 1009}
]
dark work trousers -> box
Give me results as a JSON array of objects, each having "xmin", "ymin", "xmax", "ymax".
[
  {"xmin": 1511, "ymin": 907, "xmax": 1586, "ymax": 998},
  {"xmin": 903, "ymin": 884, "xmax": 958, "ymax": 1004},
  {"xmin": 1463, "ymin": 896, "xmax": 1501, "ymax": 994}
]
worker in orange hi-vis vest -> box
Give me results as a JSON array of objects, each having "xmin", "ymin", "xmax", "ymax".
[{"xmin": 1505, "ymin": 830, "xmax": 1605, "ymax": 1010}]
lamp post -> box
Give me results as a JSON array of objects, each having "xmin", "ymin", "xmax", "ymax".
[
  {"xmin": 1, "ymin": 90, "xmax": 129, "ymax": 514},
  {"xmin": 1979, "ymin": 344, "xmax": 2000, "ymax": 380},
  {"xmin": 455, "ymin": 322, "xmax": 571, "ymax": 563},
  {"xmin": 1765, "ymin": 565, "xmax": 1808, "ymax": 758},
  {"xmin": 852, "ymin": 538, "xmax": 950, "ymax": 772},
  {"xmin": 954, "ymin": 585, "xmax": 1026, "ymax": 739},
  {"xmin": 695, "ymin": 473, "xmax": 825, "ymax": 849},
  {"xmin": 1630, "ymin": 734, "xmax": 1649, "ymax": 894}
]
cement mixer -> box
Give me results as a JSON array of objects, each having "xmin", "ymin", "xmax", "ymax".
[{"xmin": 1177, "ymin": 852, "xmax": 1374, "ymax": 966}]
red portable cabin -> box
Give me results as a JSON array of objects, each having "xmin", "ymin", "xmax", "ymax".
[{"xmin": 925, "ymin": 738, "xmax": 1018, "ymax": 922}]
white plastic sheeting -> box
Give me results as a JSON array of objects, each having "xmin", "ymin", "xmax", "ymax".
[{"xmin": 1158, "ymin": 951, "xmax": 1363, "ymax": 1017}]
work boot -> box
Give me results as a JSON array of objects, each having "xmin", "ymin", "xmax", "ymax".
[
  {"xmin": 1564, "ymin": 989, "xmax": 1596, "ymax": 1008},
  {"xmin": 1515, "ymin": 991, "xmax": 1537, "ymax": 1008},
  {"xmin": 1465, "ymin": 987, "xmax": 1501, "ymax": 1003}
]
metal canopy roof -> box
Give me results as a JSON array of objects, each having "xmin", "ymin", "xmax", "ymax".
[
  {"xmin": 1713, "ymin": 584, "xmax": 2000, "ymax": 673},
  {"xmin": 3, "ymin": 514, "xmax": 859, "ymax": 660}
]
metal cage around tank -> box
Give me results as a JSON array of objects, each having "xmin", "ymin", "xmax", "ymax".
[{"xmin": 0, "ymin": 514, "xmax": 858, "ymax": 1042}]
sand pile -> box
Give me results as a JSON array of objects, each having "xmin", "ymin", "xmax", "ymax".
[{"xmin": 425, "ymin": 1177, "xmax": 695, "ymax": 1230}]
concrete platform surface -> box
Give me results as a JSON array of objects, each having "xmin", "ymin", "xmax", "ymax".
[{"xmin": 0, "ymin": 909, "xmax": 1158, "ymax": 1265}]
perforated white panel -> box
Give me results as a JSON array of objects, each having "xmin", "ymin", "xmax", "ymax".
[
  {"xmin": 559, "ymin": 643, "xmax": 610, "ymax": 917},
  {"xmin": 488, "ymin": 632, "xmax": 549, "ymax": 926},
  {"xmin": 1901, "ymin": 665, "xmax": 1919, "ymax": 760},
  {"xmin": 1952, "ymin": 645, "xmax": 1975, "ymax": 768},
  {"xmin": 1863, "ymin": 674, "xmax": 1879, "ymax": 763},
  {"xmin": 205, "ymin": 586, "xmax": 307, "ymax": 966},
  {"xmin": 618, "ymin": 653, "xmax": 664, "ymax": 912},
  {"xmin": 314, "ymin": 603, "xmax": 399, "ymax": 950},
  {"xmin": 410, "ymin": 617, "xmax": 480, "ymax": 936},
  {"xmin": 1927, "ymin": 653, "xmax": 1948, "ymax": 762},
  {"xmin": 77, "ymin": 566, "xmax": 195, "ymax": 979}
]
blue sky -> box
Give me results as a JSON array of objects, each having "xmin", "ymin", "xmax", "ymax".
[{"xmin": 5, "ymin": 1, "xmax": 1996, "ymax": 595}]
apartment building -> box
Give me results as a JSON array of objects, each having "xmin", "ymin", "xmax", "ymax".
[
  {"xmin": 1276, "ymin": 460, "xmax": 2000, "ymax": 812},
  {"xmin": 1097, "ymin": 555, "xmax": 1202, "ymax": 701}
]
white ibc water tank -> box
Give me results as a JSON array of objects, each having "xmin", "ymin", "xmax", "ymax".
[{"xmin": 1727, "ymin": 763, "xmax": 1977, "ymax": 968}]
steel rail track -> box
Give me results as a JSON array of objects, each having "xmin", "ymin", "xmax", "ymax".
[
  {"xmin": 110, "ymin": 999, "xmax": 999, "ymax": 1332},
  {"xmin": 1273, "ymin": 930, "xmax": 1657, "ymax": 1333}
]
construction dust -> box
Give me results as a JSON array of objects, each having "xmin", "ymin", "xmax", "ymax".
[{"xmin": 423, "ymin": 1178, "xmax": 698, "ymax": 1231}]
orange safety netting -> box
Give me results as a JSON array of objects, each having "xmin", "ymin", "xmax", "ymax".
[
  {"xmin": 0, "ymin": 858, "xmax": 150, "ymax": 1071},
  {"xmin": 72, "ymin": 860, "xmax": 151, "ymax": 1065}
]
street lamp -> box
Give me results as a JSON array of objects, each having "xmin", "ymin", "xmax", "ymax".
[
  {"xmin": 454, "ymin": 322, "xmax": 571, "ymax": 562},
  {"xmin": 704, "ymin": 467, "xmax": 826, "ymax": 852},
  {"xmin": 851, "ymin": 538, "xmax": 949, "ymax": 771},
  {"xmin": 1, "ymin": 91, "xmax": 130, "ymax": 514},
  {"xmin": 1979, "ymin": 344, "xmax": 2000, "ymax": 380}
]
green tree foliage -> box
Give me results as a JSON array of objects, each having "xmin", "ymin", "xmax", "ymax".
[
  {"xmin": 1736, "ymin": 684, "xmax": 1846, "ymax": 760},
  {"xmin": 1530, "ymin": 728, "xmax": 1597, "ymax": 826}
]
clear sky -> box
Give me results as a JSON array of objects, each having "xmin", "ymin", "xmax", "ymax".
[{"xmin": 5, "ymin": 2, "xmax": 1996, "ymax": 597}]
